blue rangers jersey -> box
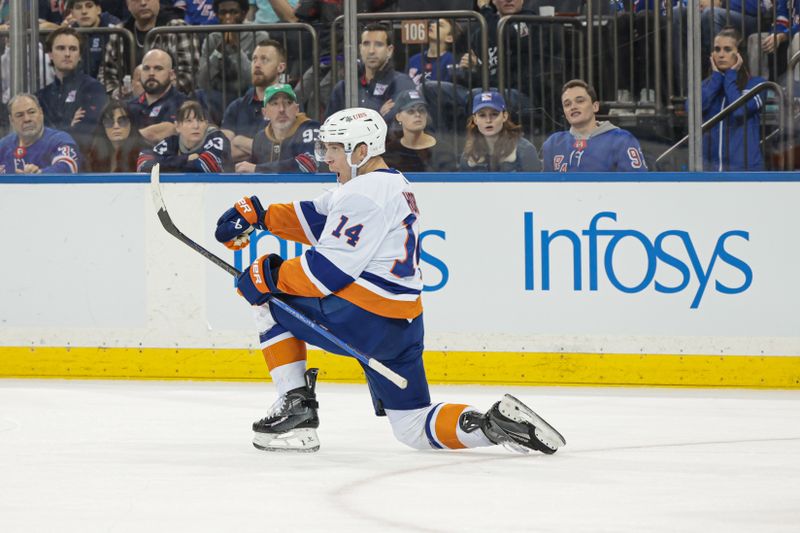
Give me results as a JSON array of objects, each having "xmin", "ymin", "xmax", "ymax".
[
  {"xmin": 137, "ymin": 128, "xmax": 232, "ymax": 173},
  {"xmin": 250, "ymin": 113, "xmax": 319, "ymax": 173},
  {"xmin": 541, "ymin": 121, "xmax": 647, "ymax": 172},
  {"xmin": 0, "ymin": 127, "xmax": 79, "ymax": 174},
  {"xmin": 262, "ymin": 168, "xmax": 423, "ymax": 319}
]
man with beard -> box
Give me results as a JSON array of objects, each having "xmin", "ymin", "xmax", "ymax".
[
  {"xmin": 0, "ymin": 94, "xmax": 80, "ymax": 174},
  {"xmin": 37, "ymin": 27, "xmax": 108, "ymax": 158},
  {"xmin": 221, "ymin": 39, "xmax": 287, "ymax": 162},
  {"xmin": 99, "ymin": 0, "xmax": 197, "ymax": 98},
  {"xmin": 326, "ymin": 23, "xmax": 415, "ymax": 122},
  {"xmin": 235, "ymin": 84, "xmax": 318, "ymax": 173},
  {"xmin": 127, "ymin": 49, "xmax": 189, "ymax": 145},
  {"xmin": 197, "ymin": 0, "xmax": 269, "ymax": 125},
  {"xmin": 136, "ymin": 100, "xmax": 232, "ymax": 172}
]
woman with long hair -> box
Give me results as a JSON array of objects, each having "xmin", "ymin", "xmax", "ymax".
[
  {"xmin": 85, "ymin": 100, "xmax": 147, "ymax": 173},
  {"xmin": 383, "ymin": 89, "xmax": 457, "ymax": 172},
  {"xmin": 701, "ymin": 26, "xmax": 766, "ymax": 171},
  {"xmin": 459, "ymin": 91, "xmax": 542, "ymax": 172}
]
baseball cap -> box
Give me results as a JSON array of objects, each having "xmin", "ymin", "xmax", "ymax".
[
  {"xmin": 263, "ymin": 84, "xmax": 297, "ymax": 105},
  {"xmin": 394, "ymin": 89, "xmax": 428, "ymax": 112},
  {"xmin": 472, "ymin": 91, "xmax": 506, "ymax": 113}
]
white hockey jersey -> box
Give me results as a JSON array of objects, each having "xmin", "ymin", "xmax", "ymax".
[{"xmin": 266, "ymin": 168, "xmax": 423, "ymax": 319}]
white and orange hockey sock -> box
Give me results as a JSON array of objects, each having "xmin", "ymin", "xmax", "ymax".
[
  {"xmin": 386, "ymin": 403, "xmax": 493, "ymax": 450},
  {"xmin": 254, "ymin": 305, "xmax": 307, "ymax": 395},
  {"xmin": 261, "ymin": 335, "xmax": 307, "ymax": 395}
]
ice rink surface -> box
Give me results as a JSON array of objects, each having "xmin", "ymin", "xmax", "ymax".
[{"xmin": 1, "ymin": 379, "xmax": 799, "ymax": 533}]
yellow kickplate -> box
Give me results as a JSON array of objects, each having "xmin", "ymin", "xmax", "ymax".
[{"xmin": 1, "ymin": 347, "xmax": 799, "ymax": 388}]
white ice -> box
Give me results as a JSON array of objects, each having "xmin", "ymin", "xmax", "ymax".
[{"xmin": 1, "ymin": 379, "xmax": 799, "ymax": 533}]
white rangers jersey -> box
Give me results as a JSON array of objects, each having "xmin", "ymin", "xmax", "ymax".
[{"xmin": 266, "ymin": 168, "xmax": 423, "ymax": 319}]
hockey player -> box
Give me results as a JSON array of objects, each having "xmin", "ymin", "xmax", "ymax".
[
  {"xmin": 0, "ymin": 93, "xmax": 80, "ymax": 174},
  {"xmin": 136, "ymin": 100, "xmax": 232, "ymax": 172},
  {"xmin": 542, "ymin": 79, "xmax": 648, "ymax": 172},
  {"xmin": 214, "ymin": 107, "xmax": 566, "ymax": 454},
  {"xmin": 234, "ymin": 84, "xmax": 318, "ymax": 173}
]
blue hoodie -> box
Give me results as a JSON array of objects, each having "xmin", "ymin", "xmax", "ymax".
[{"xmin": 700, "ymin": 69, "xmax": 766, "ymax": 171}]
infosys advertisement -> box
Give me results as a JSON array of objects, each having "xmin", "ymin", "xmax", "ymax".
[
  {"xmin": 204, "ymin": 181, "xmax": 799, "ymax": 345},
  {"xmin": 1, "ymin": 179, "xmax": 797, "ymax": 356}
]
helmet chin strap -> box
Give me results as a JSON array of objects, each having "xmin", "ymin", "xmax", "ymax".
[{"xmin": 345, "ymin": 149, "xmax": 370, "ymax": 180}]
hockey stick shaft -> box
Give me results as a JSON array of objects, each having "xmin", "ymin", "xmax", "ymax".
[{"xmin": 150, "ymin": 164, "xmax": 408, "ymax": 390}]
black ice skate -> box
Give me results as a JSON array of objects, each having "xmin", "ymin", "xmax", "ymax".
[
  {"xmin": 460, "ymin": 394, "xmax": 566, "ymax": 454},
  {"xmin": 253, "ymin": 368, "xmax": 320, "ymax": 453}
]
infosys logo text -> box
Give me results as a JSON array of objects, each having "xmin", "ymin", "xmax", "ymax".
[
  {"xmin": 523, "ymin": 211, "xmax": 752, "ymax": 308},
  {"xmin": 233, "ymin": 229, "xmax": 449, "ymax": 292}
]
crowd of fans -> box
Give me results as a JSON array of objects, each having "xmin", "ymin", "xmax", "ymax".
[{"xmin": 0, "ymin": 0, "xmax": 797, "ymax": 175}]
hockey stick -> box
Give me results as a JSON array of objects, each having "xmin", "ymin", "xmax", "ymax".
[{"xmin": 149, "ymin": 164, "xmax": 408, "ymax": 390}]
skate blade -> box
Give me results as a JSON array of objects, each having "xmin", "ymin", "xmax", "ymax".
[
  {"xmin": 253, "ymin": 428, "xmax": 320, "ymax": 453},
  {"xmin": 499, "ymin": 394, "xmax": 566, "ymax": 453}
]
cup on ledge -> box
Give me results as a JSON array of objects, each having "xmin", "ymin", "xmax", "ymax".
[{"xmin": 539, "ymin": 6, "xmax": 555, "ymax": 16}]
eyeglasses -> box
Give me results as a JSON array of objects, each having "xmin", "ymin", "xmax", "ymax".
[
  {"xmin": 217, "ymin": 8, "xmax": 242, "ymax": 17},
  {"xmin": 103, "ymin": 116, "xmax": 130, "ymax": 128}
]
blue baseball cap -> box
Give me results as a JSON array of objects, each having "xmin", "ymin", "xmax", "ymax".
[{"xmin": 472, "ymin": 91, "xmax": 506, "ymax": 113}]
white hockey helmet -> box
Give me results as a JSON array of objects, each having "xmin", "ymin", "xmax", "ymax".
[{"xmin": 315, "ymin": 107, "xmax": 387, "ymax": 165}]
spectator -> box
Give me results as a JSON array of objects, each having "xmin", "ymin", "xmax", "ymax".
[
  {"xmin": 38, "ymin": 27, "xmax": 108, "ymax": 157},
  {"xmin": 383, "ymin": 89, "xmax": 457, "ymax": 172},
  {"xmin": 64, "ymin": 0, "xmax": 121, "ymax": 79},
  {"xmin": 327, "ymin": 23, "xmax": 416, "ymax": 121},
  {"xmin": 127, "ymin": 48, "xmax": 188, "ymax": 145},
  {"xmin": 455, "ymin": 0, "xmax": 537, "ymax": 90},
  {"xmin": 671, "ymin": 0, "xmax": 769, "ymax": 93},
  {"xmin": 407, "ymin": 18, "xmax": 461, "ymax": 86},
  {"xmin": 246, "ymin": 0, "xmax": 302, "ymax": 83},
  {"xmin": 99, "ymin": 0, "xmax": 198, "ymax": 98},
  {"xmin": 542, "ymin": 79, "xmax": 648, "ymax": 172},
  {"xmin": 599, "ymin": 0, "xmax": 669, "ymax": 110},
  {"xmin": 246, "ymin": 0, "xmax": 298, "ymax": 24},
  {"xmin": 459, "ymin": 90, "xmax": 541, "ymax": 172},
  {"xmin": 747, "ymin": 0, "xmax": 799, "ymax": 83},
  {"xmin": 198, "ymin": 0, "xmax": 268, "ymax": 124},
  {"xmin": 137, "ymin": 100, "xmax": 233, "ymax": 172},
  {"xmin": 99, "ymin": 0, "xmax": 130, "ymax": 20},
  {"xmin": 221, "ymin": 39, "xmax": 288, "ymax": 161},
  {"xmin": 701, "ymin": 27, "xmax": 765, "ymax": 170},
  {"xmin": 0, "ymin": 93, "xmax": 80, "ymax": 174},
  {"xmin": 173, "ymin": 0, "xmax": 219, "ymax": 24},
  {"xmin": 85, "ymin": 100, "xmax": 147, "ymax": 172},
  {"xmin": 294, "ymin": 0, "xmax": 396, "ymax": 116},
  {"xmin": 38, "ymin": 0, "xmax": 69, "ymax": 28},
  {"xmin": 235, "ymin": 83, "xmax": 318, "ymax": 173},
  {"xmin": 1, "ymin": 1, "xmax": 71, "ymax": 29},
  {"xmin": 425, "ymin": 0, "xmax": 538, "ymax": 131}
]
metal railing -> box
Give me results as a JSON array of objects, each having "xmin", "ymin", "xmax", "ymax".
[
  {"xmin": 497, "ymin": 14, "xmax": 586, "ymax": 140},
  {"xmin": 787, "ymin": 49, "xmax": 800, "ymax": 170},
  {"xmin": 1, "ymin": 26, "xmax": 135, "ymax": 98},
  {"xmin": 146, "ymin": 23, "xmax": 320, "ymax": 120},
  {"xmin": 330, "ymin": 11, "xmax": 490, "ymax": 93},
  {"xmin": 655, "ymin": 81, "xmax": 786, "ymax": 170}
]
